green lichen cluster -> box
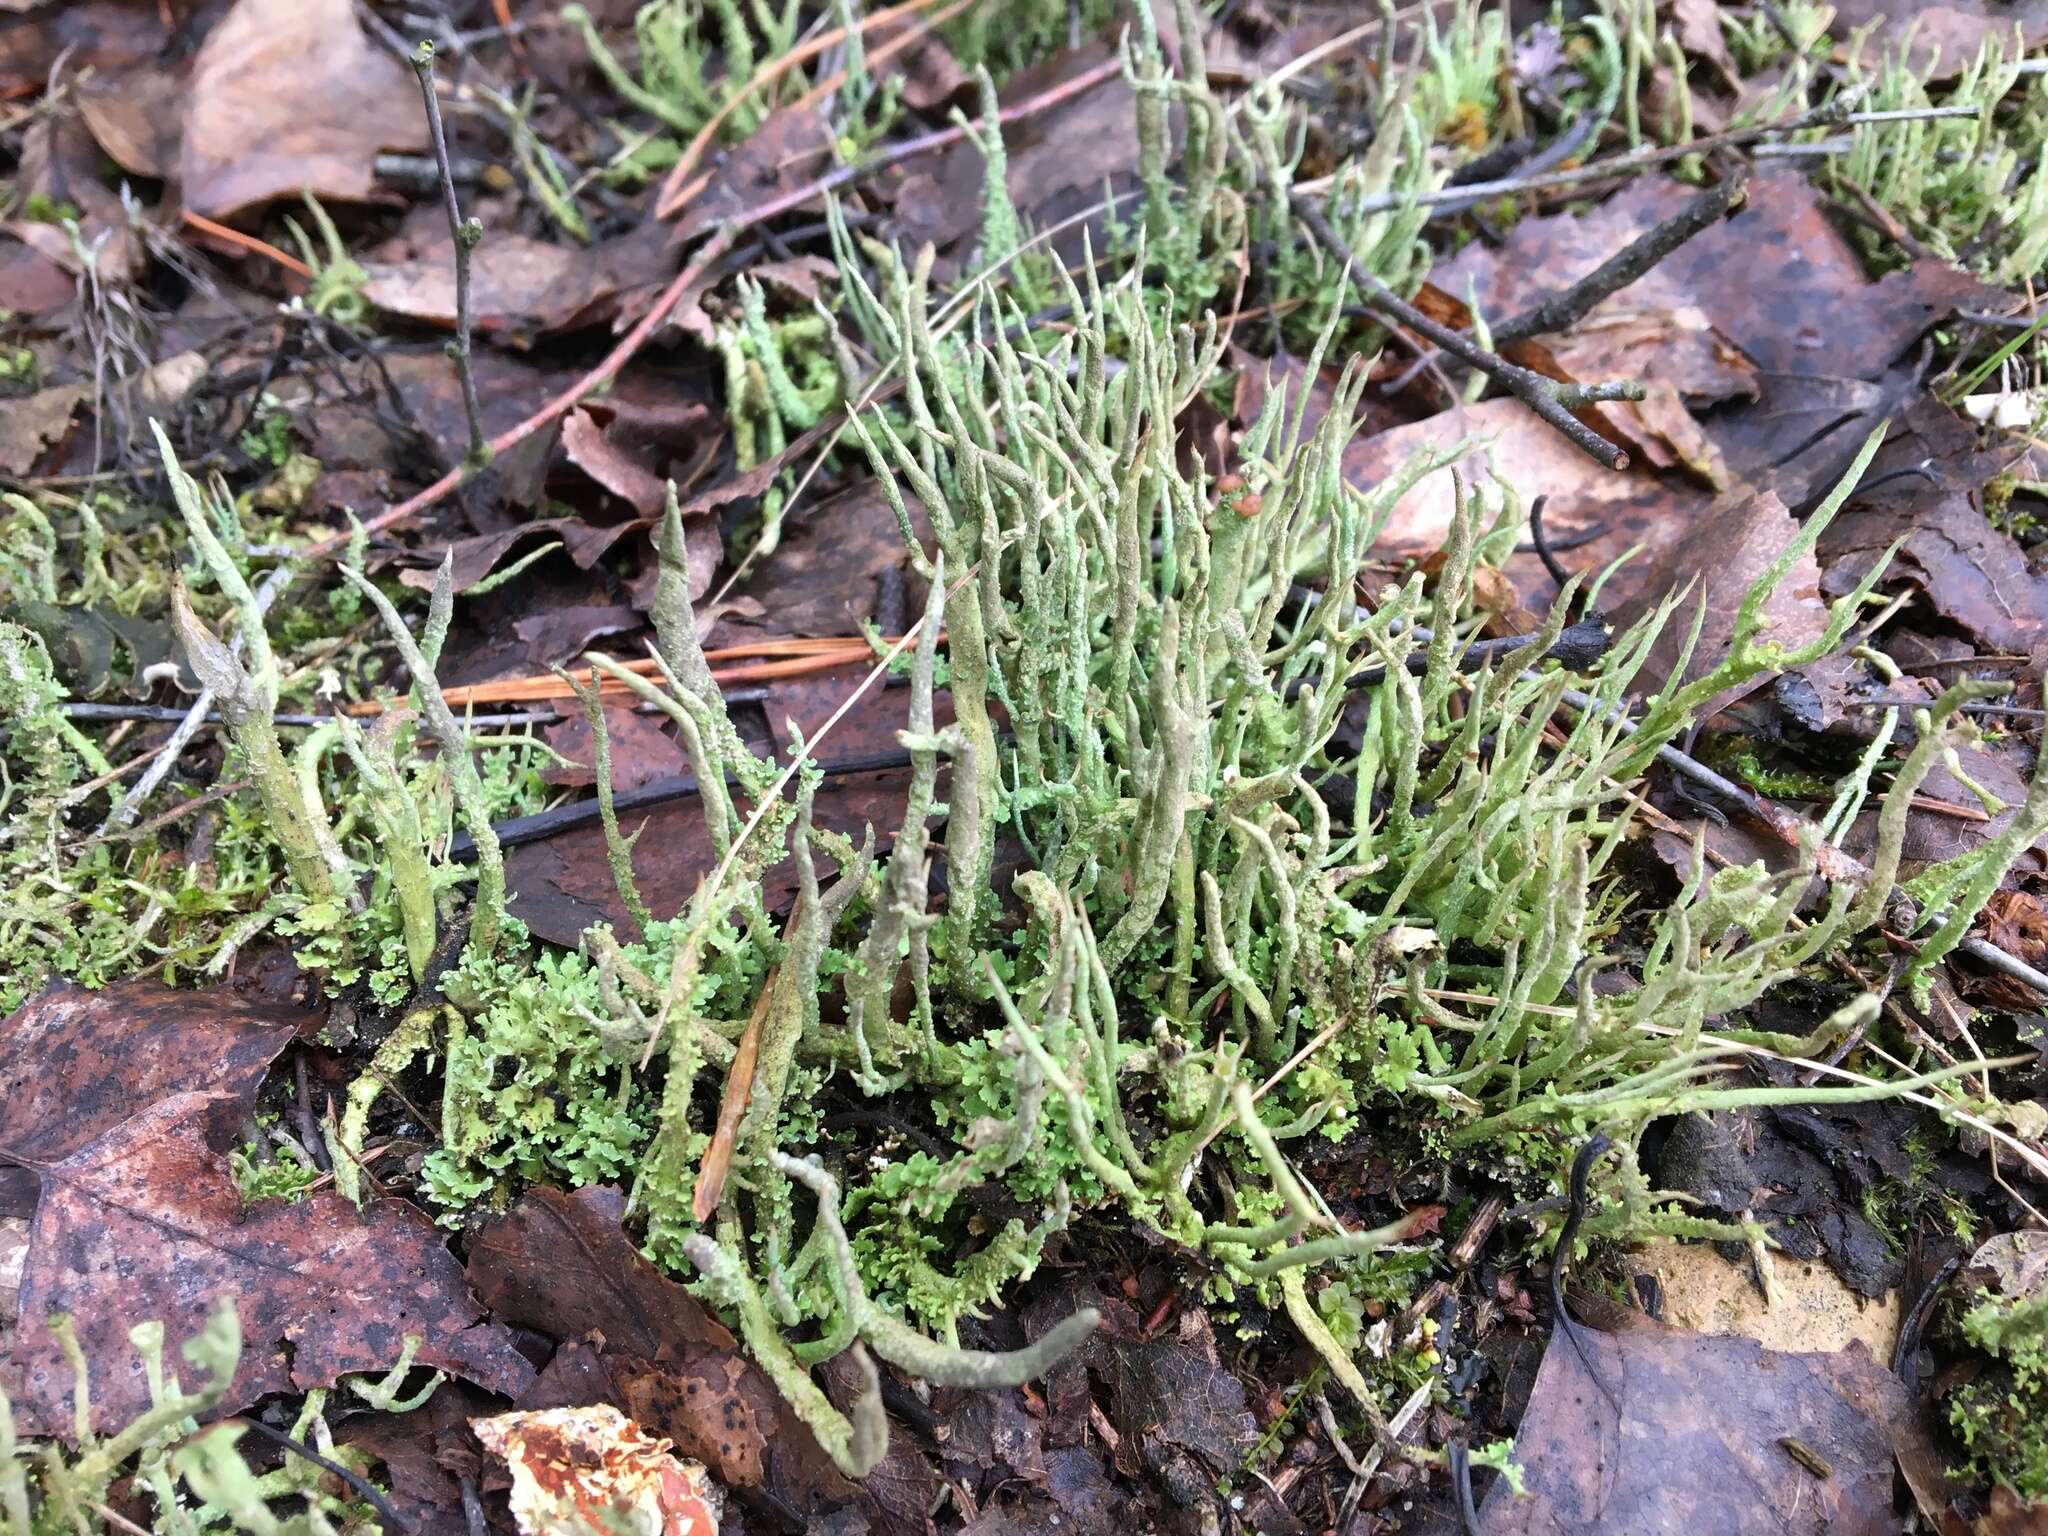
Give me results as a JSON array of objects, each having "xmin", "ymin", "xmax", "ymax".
[{"xmin": 355, "ymin": 241, "xmax": 2017, "ymax": 1473}]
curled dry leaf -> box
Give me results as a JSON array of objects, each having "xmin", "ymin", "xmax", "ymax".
[
  {"xmin": 1342, "ymin": 397, "xmax": 1715, "ymax": 608},
  {"xmin": 474, "ymin": 1405, "xmax": 722, "ymax": 1536},
  {"xmin": 563, "ymin": 406, "xmax": 669, "ymax": 517},
  {"xmin": 0, "ymin": 1092, "xmax": 535, "ymax": 1437},
  {"xmin": 182, "ymin": 0, "xmax": 426, "ymax": 219}
]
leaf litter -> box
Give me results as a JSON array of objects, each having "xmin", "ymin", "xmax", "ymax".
[{"xmin": 6, "ymin": 0, "xmax": 2048, "ymax": 1531}]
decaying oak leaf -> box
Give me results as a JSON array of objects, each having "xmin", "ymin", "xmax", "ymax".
[
  {"xmin": 0, "ymin": 1092, "xmax": 534, "ymax": 1437},
  {"xmin": 467, "ymin": 1187, "xmax": 860, "ymax": 1514},
  {"xmin": 1610, "ymin": 486, "xmax": 1827, "ymax": 714},
  {"xmin": 474, "ymin": 1405, "xmax": 722, "ymax": 1536}
]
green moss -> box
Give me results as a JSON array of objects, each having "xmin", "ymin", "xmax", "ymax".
[{"xmin": 1947, "ymin": 1288, "xmax": 2048, "ymax": 1501}]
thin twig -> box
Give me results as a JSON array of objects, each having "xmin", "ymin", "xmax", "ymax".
[
  {"xmin": 1291, "ymin": 195, "xmax": 1641, "ymax": 468},
  {"xmin": 409, "ymin": 41, "xmax": 488, "ymax": 469},
  {"xmin": 653, "ymin": 0, "xmax": 957, "ymax": 218},
  {"xmin": 61, "ymin": 702, "xmax": 569, "ymax": 728},
  {"xmin": 1300, "ymin": 101, "xmax": 1980, "ymax": 211},
  {"xmin": 1492, "ymin": 166, "xmax": 1749, "ymax": 344}
]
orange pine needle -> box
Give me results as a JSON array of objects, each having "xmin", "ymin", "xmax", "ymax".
[
  {"xmin": 181, "ymin": 209, "xmax": 313, "ymax": 279},
  {"xmin": 347, "ymin": 634, "xmax": 915, "ymax": 713}
]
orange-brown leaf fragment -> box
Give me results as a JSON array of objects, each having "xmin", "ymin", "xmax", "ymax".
[{"xmin": 474, "ymin": 1404, "xmax": 722, "ymax": 1536}]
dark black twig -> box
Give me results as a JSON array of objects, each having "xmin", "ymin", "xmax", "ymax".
[
  {"xmin": 409, "ymin": 41, "xmax": 489, "ymax": 470},
  {"xmin": 234, "ymin": 1416, "xmax": 416, "ymax": 1535},
  {"xmin": 1326, "ymin": 615, "xmax": 1614, "ymax": 693},
  {"xmin": 1289, "ymin": 196, "xmax": 1642, "ymax": 468},
  {"xmin": 1491, "ymin": 167, "xmax": 1749, "ymax": 346},
  {"xmin": 1448, "ymin": 1440, "xmax": 1482, "ymax": 1535},
  {"xmin": 1892, "ymin": 1255, "xmax": 1962, "ymax": 1382},
  {"xmin": 1512, "ymin": 520, "xmax": 1609, "ymax": 556},
  {"xmin": 452, "ymin": 745, "xmax": 922, "ymax": 859},
  {"xmin": 1526, "ymin": 494, "xmax": 1574, "ymax": 594},
  {"xmin": 1551, "ymin": 1133, "xmax": 1620, "ymax": 1414}
]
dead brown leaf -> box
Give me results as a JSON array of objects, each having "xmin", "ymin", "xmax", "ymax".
[
  {"xmin": 515, "ymin": 602, "xmax": 645, "ymax": 670},
  {"xmin": 1819, "ymin": 401, "xmax": 2045, "ymax": 656},
  {"xmin": 6, "ymin": 111, "xmax": 143, "ymax": 284},
  {"xmin": 505, "ymin": 769, "xmax": 915, "ymax": 945},
  {"xmin": 391, "ymin": 513, "xmax": 646, "ymax": 590},
  {"xmin": 721, "ymin": 479, "xmax": 930, "ymax": 640},
  {"xmin": 338, "ymin": 1380, "xmax": 499, "ymax": 1536},
  {"xmin": 884, "ymin": 42, "xmax": 1137, "ymax": 265},
  {"xmin": 760, "ymin": 660, "xmax": 955, "ymax": 764},
  {"xmin": 75, "ymin": 60, "xmax": 182, "ymax": 178},
  {"xmin": 871, "ymin": 10, "xmax": 972, "ymax": 111},
  {"xmin": 182, "ymin": 0, "xmax": 426, "ymax": 219},
  {"xmin": 1341, "ymin": 396, "xmax": 1715, "ymax": 609},
  {"xmin": 1022, "ymin": 1284, "xmax": 1256, "ymax": 1506},
  {"xmin": 0, "ymin": 977, "xmax": 310, "ymax": 1167},
  {"xmin": 541, "ymin": 704, "xmax": 687, "ymax": 791},
  {"xmin": 671, "ymin": 104, "xmax": 835, "ymax": 242},
  {"xmin": 1479, "ymin": 1316, "xmax": 1933, "ymax": 1534},
  {"xmin": 1830, "ymin": 0, "xmax": 2048, "ymax": 76},
  {"xmin": 0, "ymin": 1092, "xmax": 535, "ymax": 1437},
  {"xmin": 1664, "ymin": 0, "xmax": 1740, "ymax": 85},
  {"xmin": 0, "ymin": 238, "xmax": 75, "ymax": 314},
  {"xmin": 0, "ymin": 2, "xmax": 170, "ymax": 96},
  {"xmin": 0, "ymin": 380, "xmax": 85, "ymax": 475},
  {"xmin": 1611, "ymin": 486, "xmax": 1826, "ymax": 711},
  {"xmin": 563, "ymin": 406, "xmax": 668, "ymax": 516},
  {"xmin": 747, "ymin": 253, "xmax": 840, "ymax": 303},
  {"xmin": 363, "ymin": 223, "xmax": 675, "ymax": 342},
  {"xmin": 1443, "ymin": 171, "xmax": 2002, "ymax": 388},
  {"xmin": 467, "ymin": 1186, "xmax": 864, "ymax": 1518}
]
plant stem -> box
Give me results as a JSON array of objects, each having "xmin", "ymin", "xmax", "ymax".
[{"xmin": 410, "ymin": 41, "xmax": 489, "ymax": 470}]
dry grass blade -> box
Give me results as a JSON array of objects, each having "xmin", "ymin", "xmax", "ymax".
[{"xmin": 692, "ymin": 979, "xmax": 773, "ymax": 1221}]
